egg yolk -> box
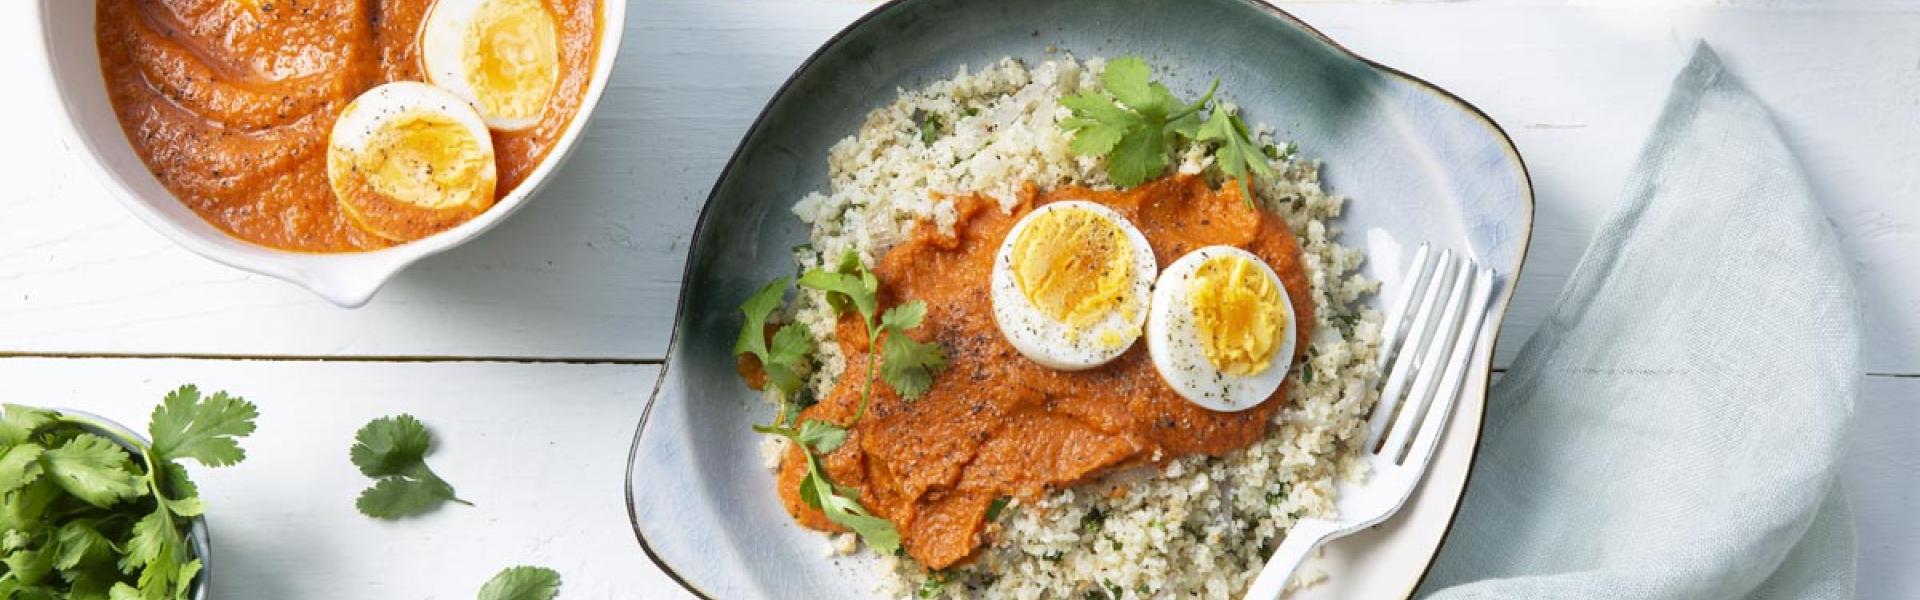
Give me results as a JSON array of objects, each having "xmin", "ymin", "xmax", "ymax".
[
  {"xmin": 1010, "ymin": 206, "xmax": 1137, "ymax": 334},
  {"xmin": 465, "ymin": 0, "xmax": 560, "ymax": 123},
  {"xmin": 1188, "ymin": 254, "xmax": 1288, "ymax": 376},
  {"xmin": 343, "ymin": 111, "xmax": 495, "ymax": 211}
]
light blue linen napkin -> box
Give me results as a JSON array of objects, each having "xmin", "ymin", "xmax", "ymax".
[{"xmin": 1417, "ymin": 44, "xmax": 1860, "ymax": 599}]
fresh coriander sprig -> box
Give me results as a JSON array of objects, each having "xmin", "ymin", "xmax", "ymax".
[
  {"xmin": 0, "ymin": 385, "xmax": 255, "ymax": 600},
  {"xmin": 351, "ymin": 414, "xmax": 471, "ymax": 519},
  {"xmin": 733, "ymin": 259, "xmax": 942, "ymax": 556},
  {"xmin": 797, "ymin": 251, "xmax": 948, "ymax": 422},
  {"xmin": 1061, "ymin": 55, "xmax": 1274, "ymax": 203},
  {"xmin": 1061, "ymin": 56, "xmax": 1214, "ymax": 188}
]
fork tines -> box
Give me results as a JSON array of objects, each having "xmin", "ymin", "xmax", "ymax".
[{"xmin": 1364, "ymin": 243, "xmax": 1497, "ymax": 467}]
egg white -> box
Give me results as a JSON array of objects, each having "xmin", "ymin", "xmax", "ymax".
[
  {"xmin": 1146, "ymin": 245, "xmax": 1298, "ymax": 412},
  {"xmin": 990, "ymin": 200, "xmax": 1159, "ymax": 371},
  {"xmin": 420, "ymin": 0, "xmax": 559, "ymax": 131},
  {"xmin": 329, "ymin": 81, "xmax": 495, "ymax": 159}
]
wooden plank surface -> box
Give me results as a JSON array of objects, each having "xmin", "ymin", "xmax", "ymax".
[
  {"xmin": 3, "ymin": 2, "xmax": 1916, "ymax": 374},
  {"xmin": 0, "ymin": 359, "xmax": 1910, "ymax": 598}
]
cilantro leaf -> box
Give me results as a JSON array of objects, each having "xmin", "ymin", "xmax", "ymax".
[
  {"xmin": 733, "ymin": 278, "xmax": 789, "ymax": 361},
  {"xmin": 1, "ymin": 404, "xmax": 57, "ymax": 446},
  {"xmin": 986, "ymin": 496, "xmax": 1011, "ymax": 521},
  {"xmin": 478, "ymin": 566, "xmax": 562, "ymax": 600},
  {"xmin": 0, "ymin": 443, "xmax": 46, "ymax": 495},
  {"xmin": 1061, "ymin": 92, "xmax": 1134, "ymax": 157},
  {"xmin": 53, "ymin": 520, "xmax": 115, "ymax": 571},
  {"xmin": 1106, "ymin": 125, "xmax": 1171, "ymax": 188},
  {"xmin": 794, "ymin": 420, "xmax": 847, "ymax": 454},
  {"xmin": 1100, "ymin": 57, "xmax": 1158, "ymax": 114},
  {"xmin": 350, "ymin": 414, "xmax": 432, "ymax": 478},
  {"xmin": 918, "ymin": 112, "xmax": 943, "ymax": 147},
  {"xmin": 147, "ymin": 385, "xmax": 258, "ymax": 468},
  {"xmin": 354, "ymin": 473, "xmax": 461, "ymax": 519},
  {"xmin": 1061, "ymin": 57, "xmax": 1215, "ymax": 188},
  {"xmin": 5, "ymin": 544, "xmax": 55, "ymax": 586},
  {"xmin": 351, "ymin": 415, "xmax": 469, "ymax": 519},
  {"xmin": 763, "ymin": 323, "xmax": 814, "ymax": 395},
  {"xmin": 798, "ymin": 453, "xmax": 899, "ymax": 554},
  {"xmin": 799, "ymin": 268, "xmax": 878, "ymax": 321},
  {"xmin": 155, "ymin": 463, "xmax": 199, "ymax": 509},
  {"xmin": 1197, "ymin": 107, "xmax": 1275, "ymax": 207},
  {"xmin": 119, "ymin": 509, "xmax": 185, "ymax": 591},
  {"xmin": 878, "ymin": 299, "xmax": 926, "ymax": 332},
  {"xmin": 1064, "ymin": 56, "xmax": 1277, "ymax": 195},
  {"xmin": 109, "ymin": 582, "xmax": 142, "ymax": 600},
  {"xmin": 880, "ymin": 306, "xmax": 947, "ymax": 400},
  {"xmin": 172, "ymin": 560, "xmax": 203, "ymax": 598},
  {"xmin": 734, "ymin": 278, "xmax": 814, "ymax": 398},
  {"xmin": 39, "ymin": 434, "xmax": 140, "ymax": 508}
]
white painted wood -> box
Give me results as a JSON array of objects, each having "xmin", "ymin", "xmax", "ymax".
[
  {"xmin": 1, "ymin": 1, "xmax": 1913, "ymax": 598},
  {"xmin": 0, "ymin": 358, "xmax": 692, "ymax": 599},
  {"xmin": 1846, "ymin": 376, "xmax": 1920, "ymax": 600},
  {"xmin": 2, "ymin": 2, "xmax": 1916, "ymax": 373}
]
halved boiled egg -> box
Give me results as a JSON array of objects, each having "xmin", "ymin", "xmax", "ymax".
[
  {"xmin": 326, "ymin": 81, "xmax": 498, "ymax": 242},
  {"xmin": 421, "ymin": 0, "xmax": 561, "ymax": 131},
  {"xmin": 990, "ymin": 200, "xmax": 1158, "ymax": 370},
  {"xmin": 1146, "ymin": 245, "xmax": 1297, "ymax": 412}
]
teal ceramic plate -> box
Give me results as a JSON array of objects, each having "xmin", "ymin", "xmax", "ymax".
[{"xmin": 627, "ymin": 0, "xmax": 1532, "ymax": 597}]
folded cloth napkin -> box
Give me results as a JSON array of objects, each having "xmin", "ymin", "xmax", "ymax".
[{"xmin": 1416, "ymin": 43, "xmax": 1860, "ymax": 599}]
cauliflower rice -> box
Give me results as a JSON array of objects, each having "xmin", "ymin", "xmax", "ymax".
[{"xmin": 771, "ymin": 56, "xmax": 1384, "ymax": 599}]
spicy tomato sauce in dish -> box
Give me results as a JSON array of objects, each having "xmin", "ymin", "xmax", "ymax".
[
  {"xmin": 95, "ymin": 0, "xmax": 600, "ymax": 252},
  {"xmin": 776, "ymin": 175, "xmax": 1314, "ymax": 569}
]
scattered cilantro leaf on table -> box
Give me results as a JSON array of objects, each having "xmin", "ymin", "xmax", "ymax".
[
  {"xmin": 351, "ymin": 414, "xmax": 470, "ymax": 519},
  {"xmin": 0, "ymin": 385, "xmax": 254, "ymax": 600},
  {"xmin": 478, "ymin": 565, "xmax": 562, "ymax": 600}
]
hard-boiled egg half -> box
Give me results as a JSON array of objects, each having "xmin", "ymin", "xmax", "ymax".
[
  {"xmin": 1146, "ymin": 245, "xmax": 1298, "ymax": 412},
  {"xmin": 326, "ymin": 81, "xmax": 498, "ymax": 242},
  {"xmin": 991, "ymin": 201, "xmax": 1158, "ymax": 370},
  {"xmin": 421, "ymin": 0, "xmax": 561, "ymax": 131}
]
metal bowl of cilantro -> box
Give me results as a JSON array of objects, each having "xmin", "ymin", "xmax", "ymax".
[{"xmin": 1, "ymin": 385, "xmax": 257, "ymax": 599}]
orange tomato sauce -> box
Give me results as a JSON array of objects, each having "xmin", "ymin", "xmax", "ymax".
[
  {"xmin": 95, "ymin": 0, "xmax": 600, "ymax": 252},
  {"xmin": 777, "ymin": 175, "xmax": 1315, "ymax": 569}
]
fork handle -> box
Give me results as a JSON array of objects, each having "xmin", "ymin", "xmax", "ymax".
[{"xmin": 1243, "ymin": 519, "xmax": 1339, "ymax": 600}]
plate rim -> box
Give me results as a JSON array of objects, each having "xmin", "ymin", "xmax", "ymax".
[{"xmin": 623, "ymin": 1, "xmax": 1537, "ymax": 597}]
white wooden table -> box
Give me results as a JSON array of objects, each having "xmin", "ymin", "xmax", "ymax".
[{"xmin": 3, "ymin": 1, "xmax": 1914, "ymax": 598}]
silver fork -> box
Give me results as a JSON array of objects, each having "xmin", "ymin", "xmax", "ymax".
[{"xmin": 1243, "ymin": 243, "xmax": 1498, "ymax": 600}]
